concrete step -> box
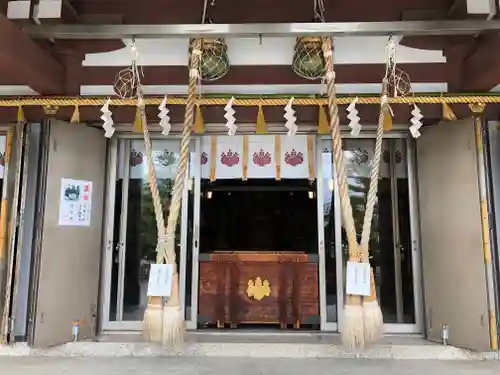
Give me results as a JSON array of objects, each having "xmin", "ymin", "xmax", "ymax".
[{"xmin": 1, "ymin": 332, "xmax": 499, "ymax": 360}]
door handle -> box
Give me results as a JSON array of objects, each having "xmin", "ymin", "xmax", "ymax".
[
  {"xmin": 194, "ymin": 225, "xmax": 199, "ymax": 249},
  {"xmin": 114, "ymin": 242, "xmax": 120, "ymax": 263},
  {"xmin": 396, "ymin": 242, "xmax": 405, "ymax": 260}
]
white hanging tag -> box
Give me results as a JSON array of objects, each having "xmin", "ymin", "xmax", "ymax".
[
  {"xmin": 345, "ymin": 261, "xmax": 371, "ymax": 296},
  {"xmin": 409, "ymin": 104, "xmax": 423, "ymax": 139},
  {"xmin": 350, "ymin": 123, "xmax": 362, "ymax": 137},
  {"xmin": 158, "ymin": 96, "xmax": 171, "ymax": 136},
  {"xmin": 347, "ymin": 97, "xmax": 361, "ymax": 137},
  {"xmin": 100, "ymin": 98, "xmax": 115, "ymax": 138},
  {"xmin": 409, "ymin": 127, "xmax": 421, "ymax": 139},
  {"xmin": 147, "ymin": 264, "xmax": 173, "ymax": 297},
  {"xmin": 224, "ymin": 97, "xmax": 237, "ymax": 135},
  {"xmin": 284, "ymin": 97, "xmax": 298, "ymax": 136}
]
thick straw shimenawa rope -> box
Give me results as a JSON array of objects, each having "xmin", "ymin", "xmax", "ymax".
[
  {"xmin": 140, "ymin": 87, "xmax": 169, "ymax": 342},
  {"xmin": 1, "ymin": 95, "xmax": 500, "ymax": 108},
  {"xmin": 358, "ymin": 80, "xmax": 388, "ymax": 343},
  {"xmin": 322, "ymin": 37, "xmax": 365, "ymax": 349},
  {"xmin": 160, "ymin": 38, "xmax": 202, "ymax": 345}
]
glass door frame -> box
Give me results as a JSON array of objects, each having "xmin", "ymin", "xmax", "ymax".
[
  {"xmin": 317, "ymin": 137, "xmax": 340, "ymax": 331},
  {"xmin": 189, "ymin": 136, "xmax": 326, "ymax": 330},
  {"xmin": 100, "ymin": 134, "xmax": 192, "ymax": 331},
  {"xmin": 318, "ymin": 132, "xmax": 423, "ymax": 334},
  {"xmin": 187, "ymin": 137, "xmax": 201, "ymax": 329}
]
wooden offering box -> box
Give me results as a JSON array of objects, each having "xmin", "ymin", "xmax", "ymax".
[{"xmin": 198, "ymin": 251, "xmax": 319, "ymax": 328}]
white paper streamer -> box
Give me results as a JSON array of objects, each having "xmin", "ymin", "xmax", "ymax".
[
  {"xmin": 347, "ymin": 97, "xmax": 361, "ymax": 137},
  {"xmin": 409, "ymin": 104, "xmax": 423, "ymax": 138},
  {"xmin": 284, "ymin": 97, "xmax": 298, "ymax": 136},
  {"xmin": 100, "ymin": 98, "xmax": 115, "ymax": 138},
  {"xmin": 224, "ymin": 97, "xmax": 237, "ymax": 136},
  {"xmin": 158, "ymin": 96, "xmax": 171, "ymax": 136}
]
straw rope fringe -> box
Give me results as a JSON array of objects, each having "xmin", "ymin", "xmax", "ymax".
[
  {"xmin": 358, "ymin": 80, "xmax": 388, "ymax": 344},
  {"xmin": 1, "ymin": 95, "xmax": 500, "ymax": 107},
  {"xmin": 360, "ymin": 82, "xmax": 388, "ymax": 252},
  {"xmin": 139, "ymin": 86, "xmax": 169, "ymax": 343},
  {"xmin": 163, "ymin": 38, "xmax": 201, "ymax": 269},
  {"xmin": 159, "ymin": 38, "xmax": 202, "ymax": 346},
  {"xmin": 322, "ymin": 37, "xmax": 365, "ymax": 349}
]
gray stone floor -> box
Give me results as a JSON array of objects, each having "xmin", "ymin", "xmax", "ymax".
[{"xmin": 1, "ymin": 357, "xmax": 500, "ymax": 375}]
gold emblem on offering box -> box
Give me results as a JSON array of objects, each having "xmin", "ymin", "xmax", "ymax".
[{"xmin": 246, "ymin": 277, "xmax": 271, "ymax": 301}]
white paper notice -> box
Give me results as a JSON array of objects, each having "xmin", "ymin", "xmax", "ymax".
[
  {"xmin": 345, "ymin": 261, "xmax": 371, "ymax": 296},
  {"xmin": 58, "ymin": 178, "xmax": 93, "ymax": 227},
  {"xmin": 147, "ymin": 264, "xmax": 173, "ymax": 297}
]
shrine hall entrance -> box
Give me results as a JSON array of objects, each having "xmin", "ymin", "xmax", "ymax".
[
  {"xmin": 197, "ymin": 179, "xmax": 320, "ymax": 329},
  {"xmin": 100, "ymin": 134, "xmax": 422, "ymax": 335}
]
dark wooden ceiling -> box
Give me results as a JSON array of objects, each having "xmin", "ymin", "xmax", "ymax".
[
  {"xmin": 72, "ymin": 0, "xmax": 460, "ymax": 24},
  {"xmin": 2, "ymin": 0, "xmax": 500, "ymax": 123}
]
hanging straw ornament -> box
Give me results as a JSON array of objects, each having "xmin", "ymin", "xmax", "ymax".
[
  {"xmin": 17, "ymin": 106, "xmax": 25, "ymax": 123},
  {"xmin": 224, "ymin": 97, "xmax": 237, "ymax": 136},
  {"xmin": 189, "ymin": 38, "xmax": 230, "ymax": 81},
  {"xmin": 70, "ymin": 104, "xmax": 80, "ymax": 124},
  {"xmin": 442, "ymin": 102, "xmax": 457, "ymax": 121},
  {"xmin": 346, "ymin": 97, "xmax": 361, "ymax": 137},
  {"xmin": 292, "ymin": 37, "xmax": 326, "ymax": 80},
  {"xmin": 100, "ymin": 98, "xmax": 115, "ymax": 138},
  {"xmin": 113, "ymin": 67, "xmax": 139, "ymax": 99},
  {"xmin": 113, "ymin": 41, "xmax": 142, "ymax": 99},
  {"xmin": 113, "ymin": 43, "xmax": 140, "ymax": 99},
  {"xmin": 385, "ymin": 38, "xmax": 412, "ymax": 99},
  {"xmin": 317, "ymin": 105, "xmax": 329, "ymax": 134},
  {"xmin": 284, "ymin": 97, "xmax": 298, "ymax": 136},
  {"xmin": 409, "ymin": 104, "xmax": 423, "ymax": 138},
  {"xmin": 133, "ymin": 105, "xmax": 144, "ymax": 133},
  {"xmin": 194, "ymin": 104, "xmax": 205, "ymax": 134},
  {"xmin": 383, "ymin": 105, "xmax": 394, "ymax": 131},
  {"xmin": 158, "ymin": 96, "xmax": 171, "ymax": 136},
  {"xmin": 387, "ymin": 68, "xmax": 411, "ymax": 98},
  {"xmin": 256, "ymin": 104, "xmax": 267, "ymax": 134},
  {"xmin": 293, "ymin": 0, "xmax": 327, "ymax": 81}
]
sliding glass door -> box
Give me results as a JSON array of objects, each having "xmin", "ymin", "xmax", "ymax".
[
  {"xmin": 319, "ymin": 135, "xmax": 423, "ymax": 333},
  {"xmin": 101, "ymin": 137, "xmax": 193, "ymax": 330}
]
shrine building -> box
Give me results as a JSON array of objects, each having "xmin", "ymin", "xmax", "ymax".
[{"xmin": 0, "ymin": 0, "xmax": 499, "ymax": 354}]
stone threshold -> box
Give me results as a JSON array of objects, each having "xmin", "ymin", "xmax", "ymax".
[{"xmin": 1, "ymin": 341, "xmax": 499, "ymax": 360}]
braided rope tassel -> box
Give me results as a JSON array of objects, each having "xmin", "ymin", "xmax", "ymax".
[
  {"xmin": 358, "ymin": 80, "xmax": 387, "ymax": 343},
  {"xmin": 164, "ymin": 38, "xmax": 201, "ymax": 269},
  {"xmin": 139, "ymin": 87, "xmax": 169, "ymax": 343},
  {"xmin": 159, "ymin": 39, "xmax": 201, "ymax": 346},
  {"xmin": 360, "ymin": 79, "xmax": 388, "ymax": 251},
  {"xmin": 137, "ymin": 92, "xmax": 167, "ymax": 263},
  {"xmin": 322, "ymin": 37, "xmax": 357, "ymax": 251},
  {"xmin": 322, "ymin": 37, "xmax": 364, "ymax": 349}
]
